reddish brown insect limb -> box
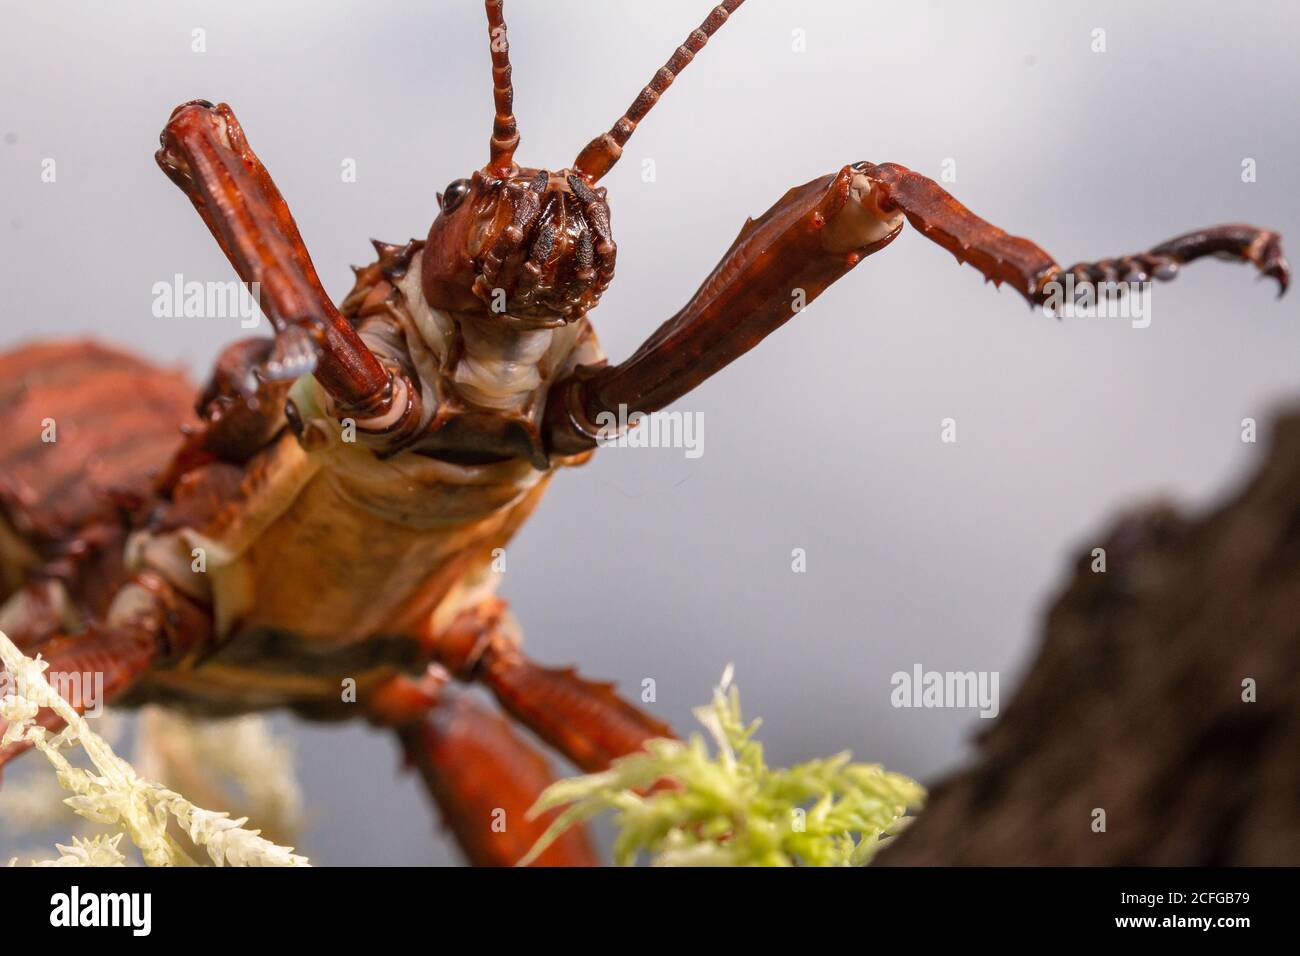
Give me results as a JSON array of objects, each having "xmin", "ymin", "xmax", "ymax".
[
  {"xmin": 380, "ymin": 673, "xmax": 598, "ymax": 866},
  {"xmin": 156, "ymin": 102, "xmax": 395, "ymax": 418},
  {"xmin": 478, "ymin": 652, "xmax": 674, "ymax": 774},
  {"xmin": 154, "ymin": 338, "xmax": 295, "ymax": 494},
  {"xmin": 431, "ymin": 599, "xmax": 673, "ymax": 773},
  {"xmin": 1148, "ymin": 225, "xmax": 1289, "ymax": 296},
  {"xmin": 1042, "ymin": 224, "xmax": 1291, "ymax": 302},
  {"xmin": 572, "ymin": 0, "xmax": 746, "ymax": 183},
  {"xmin": 545, "ymin": 166, "xmax": 901, "ymax": 455},
  {"xmin": 195, "ymin": 338, "xmax": 292, "ymax": 448},
  {"xmin": 0, "ymin": 575, "xmax": 212, "ymax": 773},
  {"xmin": 859, "ymin": 162, "xmax": 1291, "ymax": 303},
  {"xmin": 484, "ymin": 0, "xmax": 520, "ymax": 174},
  {"xmin": 855, "ymin": 162, "xmax": 1059, "ymax": 301}
]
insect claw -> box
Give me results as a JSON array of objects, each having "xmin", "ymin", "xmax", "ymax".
[
  {"xmin": 1261, "ymin": 254, "xmax": 1290, "ymax": 297},
  {"xmin": 1260, "ymin": 269, "xmax": 1290, "ymax": 298},
  {"xmin": 257, "ymin": 326, "xmax": 320, "ymax": 385}
]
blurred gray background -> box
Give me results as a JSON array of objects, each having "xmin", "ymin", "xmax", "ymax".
[{"xmin": 1, "ymin": 0, "xmax": 1297, "ymax": 864}]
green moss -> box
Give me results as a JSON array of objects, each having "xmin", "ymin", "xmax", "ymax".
[{"xmin": 522, "ymin": 667, "xmax": 924, "ymax": 866}]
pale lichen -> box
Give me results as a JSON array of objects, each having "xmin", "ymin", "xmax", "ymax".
[
  {"xmin": 28, "ymin": 833, "xmax": 128, "ymax": 868},
  {"xmin": 133, "ymin": 707, "xmax": 304, "ymax": 849},
  {"xmin": 0, "ymin": 628, "xmax": 308, "ymax": 867}
]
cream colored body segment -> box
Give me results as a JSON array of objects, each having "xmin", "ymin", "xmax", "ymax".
[{"xmin": 121, "ymin": 258, "xmax": 601, "ymax": 710}]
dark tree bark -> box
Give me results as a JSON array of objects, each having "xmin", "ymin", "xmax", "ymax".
[{"xmin": 878, "ymin": 411, "xmax": 1300, "ymax": 866}]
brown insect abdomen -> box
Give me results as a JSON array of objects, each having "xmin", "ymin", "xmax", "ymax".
[{"xmin": 0, "ymin": 340, "xmax": 195, "ymax": 591}]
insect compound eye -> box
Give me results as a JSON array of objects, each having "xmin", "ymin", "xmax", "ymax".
[{"xmin": 440, "ymin": 179, "xmax": 471, "ymax": 214}]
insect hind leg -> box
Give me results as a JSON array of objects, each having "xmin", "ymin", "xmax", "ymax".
[
  {"xmin": 368, "ymin": 669, "xmax": 599, "ymax": 866},
  {"xmin": 0, "ymin": 572, "xmax": 214, "ymax": 774},
  {"xmin": 429, "ymin": 598, "xmax": 675, "ymax": 773}
]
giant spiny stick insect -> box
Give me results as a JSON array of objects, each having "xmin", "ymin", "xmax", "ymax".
[{"xmin": 0, "ymin": 1, "xmax": 1288, "ymax": 866}]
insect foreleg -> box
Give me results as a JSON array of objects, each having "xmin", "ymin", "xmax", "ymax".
[
  {"xmin": 156, "ymin": 102, "xmax": 418, "ymax": 438},
  {"xmin": 544, "ymin": 166, "xmax": 903, "ymax": 453},
  {"xmin": 858, "ymin": 162, "xmax": 1290, "ymax": 304},
  {"xmin": 543, "ymin": 162, "xmax": 1289, "ymax": 454}
]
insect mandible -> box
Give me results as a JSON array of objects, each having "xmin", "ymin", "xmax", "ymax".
[{"xmin": 0, "ymin": 0, "xmax": 1289, "ymax": 866}]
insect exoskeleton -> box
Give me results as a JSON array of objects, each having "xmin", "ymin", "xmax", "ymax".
[{"xmin": 422, "ymin": 167, "xmax": 616, "ymax": 330}]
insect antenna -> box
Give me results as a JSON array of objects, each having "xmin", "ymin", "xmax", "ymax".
[
  {"xmin": 485, "ymin": 0, "xmax": 520, "ymax": 174},
  {"xmin": 572, "ymin": 0, "xmax": 746, "ymax": 183}
]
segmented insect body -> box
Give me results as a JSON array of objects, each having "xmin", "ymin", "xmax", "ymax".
[
  {"xmin": 0, "ymin": 0, "xmax": 1287, "ymax": 866},
  {"xmin": 124, "ymin": 240, "xmax": 606, "ymax": 715}
]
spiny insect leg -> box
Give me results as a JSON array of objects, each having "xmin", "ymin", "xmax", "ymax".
[
  {"xmin": 156, "ymin": 101, "xmax": 397, "ymax": 418},
  {"xmin": 857, "ymin": 162, "xmax": 1290, "ymax": 304},
  {"xmin": 372, "ymin": 670, "xmax": 599, "ymax": 866},
  {"xmin": 430, "ymin": 598, "xmax": 674, "ymax": 773},
  {"xmin": 0, "ymin": 574, "xmax": 213, "ymax": 774},
  {"xmin": 543, "ymin": 166, "xmax": 902, "ymax": 455}
]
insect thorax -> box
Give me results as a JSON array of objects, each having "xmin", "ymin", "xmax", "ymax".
[{"xmin": 330, "ymin": 238, "xmax": 605, "ymax": 467}]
